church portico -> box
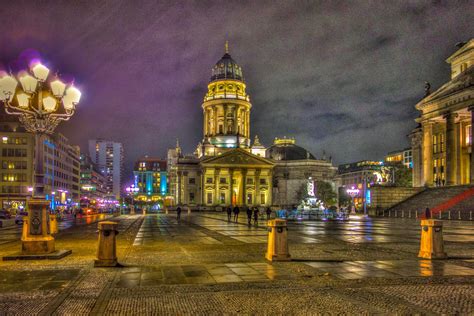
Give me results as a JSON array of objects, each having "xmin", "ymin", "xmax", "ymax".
[{"xmin": 412, "ymin": 39, "xmax": 474, "ymax": 187}]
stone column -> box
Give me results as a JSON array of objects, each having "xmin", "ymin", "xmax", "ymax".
[
  {"xmin": 213, "ymin": 106, "xmax": 218, "ymax": 134},
  {"xmin": 255, "ymin": 169, "xmax": 261, "ymax": 206},
  {"xmin": 470, "ymin": 106, "xmax": 474, "ymax": 184},
  {"xmin": 214, "ymin": 168, "xmax": 220, "ymax": 205},
  {"xmin": 242, "ymin": 169, "xmax": 247, "ymax": 206},
  {"xmin": 445, "ymin": 113, "xmax": 457, "ymax": 185},
  {"xmin": 203, "ymin": 109, "xmax": 207, "ymax": 137},
  {"xmin": 247, "ymin": 110, "xmax": 250, "ymax": 139},
  {"xmin": 224, "ymin": 105, "xmax": 228, "ymax": 135},
  {"xmin": 177, "ymin": 171, "xmax": 182, "ymax": 205},
  {"xmin": 422, "ymin": 122, "xmax": 433, "ymax": 186},
  {"xmin": 234, "ymin": 106, "xmax": 239, "ymax": 136},
  {"xmin": 183, "ymin": 171, "xmax": 188, "ymax": 204},
  {"xmin": 229, "ymin": 168, "xmax": 234, "ymax": 205}
]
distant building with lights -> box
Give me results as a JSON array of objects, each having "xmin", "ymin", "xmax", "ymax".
[
  {"xmin": 0, "ymin": 115, "xmax": 80, "ymax": 212},
  {"xmin": 167, "ymin": 44, "xmax": 337, "ymax": 208},
  {"xmin": 133, "ymin": 156, "xmax": 170, "ymax": 206},
  {"xmin": 88, "ymin": 139, "xmax": 123, "ymax": 199},
  {"xmin": 385, "ymin": 148, "xmax": 412, "ymax": 169},
  {"xmin": 80, "ymin": 153, "xmax": 107, "ymax": 202},
  {"xmin": 410, "ymin": 39, "xmax": 474, "ymax": 187}
]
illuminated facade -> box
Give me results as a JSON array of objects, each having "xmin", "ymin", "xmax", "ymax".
[
  {"xmin": 169, "ymin": 44, "xmax": 274, "ymax": 207},
  {"xmin": 168, "ymin": 44, "xmax": 338, "ymax": 208},
  {"xmin": 88, "ymin": 139, "xmax": 124, "ymax": 199},
  {"xmin": 0, "ymin": 115, "xmax": 80, "ymax": 211},
  {"xmin": 267, "ymin": 137, "xmax": 337, "ymax": 207},
  {"xmin": 411, "ymin": 39, "xmax": 474, "ymax": 187},
  {"xmin": 385, "ymin": 148, "xmax": 412, "ymax": 168},
  {"xmin": 133, "ymin": 156, "xmax": 169, "ymax": 205},
  {"xmin": 80, "ymin": 153, "xmax": 107, "ymax": 201}
]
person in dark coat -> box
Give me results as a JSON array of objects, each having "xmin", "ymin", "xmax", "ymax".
[
  {"xmin": 176, "ymin": 207, "xmax": 182, "ymax": 220},
  {"xmin": 233, "ymin": 205, "xmax": 240, "ymax": 222},
  {"xmin": 425, "ymin": 207, "xmax": 431, "ymax": 219},
  {"xmin": 265, "ymin": 207, "xmax": 272, "ymax": 220},
  {"xmin": 246, "ymin": 206, "xmax": 252, "ymax": 225},
  {"xmin": 226, "ymin": 206, "xmax": 232, "ymax": 221},
  {"xmin": 253, "ymin": 207, "xmax": 259, "ymax": 225}
]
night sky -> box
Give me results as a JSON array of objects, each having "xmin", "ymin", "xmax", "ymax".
[{"xmin": 0, "ymin": 1, "xmax": 472, "ymax": 181}]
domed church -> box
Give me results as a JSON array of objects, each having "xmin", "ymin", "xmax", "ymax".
[{"xmin": 167, "ymin": 43, "xmax": 336, "ymax": 208}]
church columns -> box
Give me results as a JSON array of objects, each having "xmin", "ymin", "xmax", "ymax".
[
  {"xmin": 229, "ymin": 168, "xmax": 234, "ymax": 205},
  {"xmin": 470, "ymin": 106, "xmax": 474, "ymax": 183},
  {"xmin": 246, "ymin": 110, "xmax": 250, "ymax": 138},
  {"xmin": 242, "ymin": 169, "xmax": 247, "ymax": 205},
  {"xmin": 213, "ymin": 106, "xmax": 218, "ymax": 135},
  {"xmin": 177, "ymin": 171, "xmax": 182, "ymax": 205},
  {"xmin": 183, "ymin": 171, "xmax": 188, "ymax": 204},
  {"xmin": 422, "ymin": 121, "xmax": 433, "ymax": 186},
  {"xmin": 214, "ymin": 169, "xmax": 220, "ymax": 205},
  {"xmin": 445, "ymin": 112, "xmax": 457, "ymax": 185},
  {"xmin": 255, "ymin": 169, "xmax": 261, "ymax": 206},
  {"xmin": 223, "ymin": 105, "xmax": 228, "ymax": 135}
]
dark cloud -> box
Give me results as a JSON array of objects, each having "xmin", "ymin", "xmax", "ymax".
[{"xmin": 0, "ymin": 0, "xmax": 472, "ymax": 182}]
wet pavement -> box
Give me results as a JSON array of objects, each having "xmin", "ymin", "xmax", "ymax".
[{"xmin": 0, "ymin": 212, "xmax": 473, "ymax": 314}]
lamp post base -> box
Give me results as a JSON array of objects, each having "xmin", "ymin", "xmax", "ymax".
[{"xmin": 21, "ymin": 198, "xmax": 55, "ymax": 254}]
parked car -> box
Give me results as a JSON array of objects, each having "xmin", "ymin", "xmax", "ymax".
[
  {"xmin": 0, "ymin": 210, "xmax": 12, "ymax": 219},
  {"xmin": 15, "ymin": 212, "xmax": 28, "ymax": 225}
]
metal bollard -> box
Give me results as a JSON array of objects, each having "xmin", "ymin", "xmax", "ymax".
[
  {"xmin": 418, "ymin": 219, "xmax": 447, "ymax": 259},
  {"xmin": 266, "ymin": 219, "xmax": 291, "ymax": 261},
  {"xmin": 439, "ymin": 211, "xmax": 442, "ymax": 219},
  {"xmin": 448, "ymin": 211, "xmax": 451, "ymax": 220},
  {"xmin": 389, "ymin": 210, "xmax": 391, "ymax": 217},
  {"xmin": 458, "ymin": 210, "xmax": 461, "ymax": 220},
  {"xmin": 470, "ymin": 211, "xmax": 472, "ymax": 221},
  {"xmin": 94, "ymin": 221, "xmax": 120, "ymax": 267},
  {"xmin": 409, "ymin": 210, "xmax": 411, "ymax": 218},
  {"xmin": 402, "ymin": 210, "xmax": 404, "ymax": 218}
]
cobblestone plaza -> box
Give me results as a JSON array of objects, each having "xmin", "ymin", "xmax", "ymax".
[{"xmin": 0, "ymin": 213, "xmax": 473, "ymax": 314}]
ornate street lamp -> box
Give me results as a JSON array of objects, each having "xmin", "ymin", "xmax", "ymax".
[{"xmin": 0, "ymin": 61, "xmax": 81, "ymax": 255}]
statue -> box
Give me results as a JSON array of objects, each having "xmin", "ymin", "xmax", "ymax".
[{"xmin": 424, "ymin": 81, "xmax": 431, "ymax": 97}]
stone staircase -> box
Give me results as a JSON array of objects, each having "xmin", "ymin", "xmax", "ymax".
[{"xmin": 383, "ymin": 185, "xmax": 474, "ymax": 220}]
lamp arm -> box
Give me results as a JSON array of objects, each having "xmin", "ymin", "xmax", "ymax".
[{"xmin": 3, "ymin": 101, "xmax": 37, "ymax": 116}]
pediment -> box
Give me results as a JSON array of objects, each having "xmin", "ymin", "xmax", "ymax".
[{"xmin": 201, "ymin": 148, "xmax": 274, "ymax": 168}]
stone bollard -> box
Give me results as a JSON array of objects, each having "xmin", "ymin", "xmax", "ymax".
[
  {"xmin": 418, "ymin": 219, "xmax": 447, "ymax": 259},
  {"xmin": 49, "ymin": 214, "xmax": 58, "ymax": 235},
  {"xmin": 94, "ymin": 221, "xmax": 120, "ymax": 267},
  {"xmin": 266, "ymin": 219, "xmax": 291, "ymax": 262}
]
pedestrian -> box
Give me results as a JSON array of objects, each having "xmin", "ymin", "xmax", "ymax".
[
  {"xmin": 266, "ymin": 207, "xmax": 272, "ymax": 220},
  {"xmin": 233, "ymin": 205, "xmax": 240, "ymax": 222},
  {"xmin": 246, "ymin": 206, "xmax": 252, "ymax": 225},
  {"xmin": 226, "ymin": 206, "xmax": 232, "ymax": 222},
  {"xmin": 177, "ymin": 206, "xmax": 181, "ymax": 221},
  {"xmin": 425, "ymin": 207, "xmax": 431, "ymax": 219},
  {"xmin": 253, "ymin": 207, "xmax": 259, "ymax": 225}
]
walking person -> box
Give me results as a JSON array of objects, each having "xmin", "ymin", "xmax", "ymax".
[
  {"xmin": 265, "ymin": 207, "xmax": 271, "ymax": 220},
  {"xmin": 226, "ymin": 206, "xmax": 232, "ymax": 222},
  {"xmin": 233, "ymin": 205, "xmax": 240, "ymax": 222},
  {"xmin": 425, "ymin": 207, "xmax": 431, "ymax": 219},
  {"xmin": 176, "ymin": 206, "xmax": 181, "ymax": 221},
  {"xmin": 253, "ymin": 207, "xmax": 259, "ymax": 225},
  {"xmin": 246, "ymin": 206, "xmax": 252, "ymax": 226}
]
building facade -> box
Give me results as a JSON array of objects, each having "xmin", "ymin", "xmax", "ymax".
[
  {"xmin": 411, "ymin": 39, "xmax": 474, "ymax": 187},
  {"xmin": 88, "ymin": 139, "xmax": 124, "ymax": 199},
  {"xmin": 0, "ymin": 115, "xmax": 80, "ymax": 212},
  {"xmin": 133, "ymin": 156, "xmax": 170, "ymax": 206},
  {"xmin": 80, "ymin": 153, "xmax": 107, "ymax": 202},
  {"xmin": 385, "ymin": 148, "xmax": 413, "ymax": 169},
  {"xmin": 267, "ymin": 137, "xmax": 337, "ymax": 207},
  {"xmin": 167, "ymin": 44, "xmax": 337, "ymax": 208}
]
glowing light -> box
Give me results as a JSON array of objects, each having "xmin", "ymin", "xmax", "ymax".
[
  {"xmin": 0, "ymin": 75, "xmax": 18, "ymax": 101},
  {"xmin": 42, "ymin": 96, "xmax": 57, "ymax": 112},
  {"xmin": 16, "ymin": 93, "xmax": 29, "ymax": 108},
  {"xmin": 62, "ymin": 86, "xmax": 81, "ymax": 110},
  {"xmin": 50, "ymin": 79, "xmax": 66, "ymax": 98},
  {"xmin": 18, "ymin": 72, "xmax": 38, "ymax": 94},
  {"xmin": 30, "ymin": 63, "xmax": 50, "ymax": 82}
]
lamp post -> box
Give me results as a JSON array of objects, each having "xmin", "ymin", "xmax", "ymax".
[
  {"xmin": 346, "ymin": 186, "xmax": 360, "ymax": 215},
  {"xmin": 126, "ymin": 185, "xmax": 139, "ymax": 215},
  {"xmin": 0, "ymin": 61, "xmax": 81, "ymax": 254}
]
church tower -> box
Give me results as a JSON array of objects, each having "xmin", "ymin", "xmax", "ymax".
[{"xmin": 202, "ymin": 42, "xmax": 251, "ymax": 156}]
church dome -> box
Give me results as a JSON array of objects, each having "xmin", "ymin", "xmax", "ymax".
[
  {"xmin": 210, "ymin": 42, "xmax": 244, "ymax": 82},
  {"xmin": 266, "ymin": 137, "xmax": 316, "ymax": 161}
]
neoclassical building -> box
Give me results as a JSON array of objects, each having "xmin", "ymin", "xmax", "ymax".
[
  {"xmin": 411, "ymin": 39, "xmax": 474, "ymax": 187},
  {"xmin": 168, "ymin": 44, "xmax": 337, "ymax": 208}
]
